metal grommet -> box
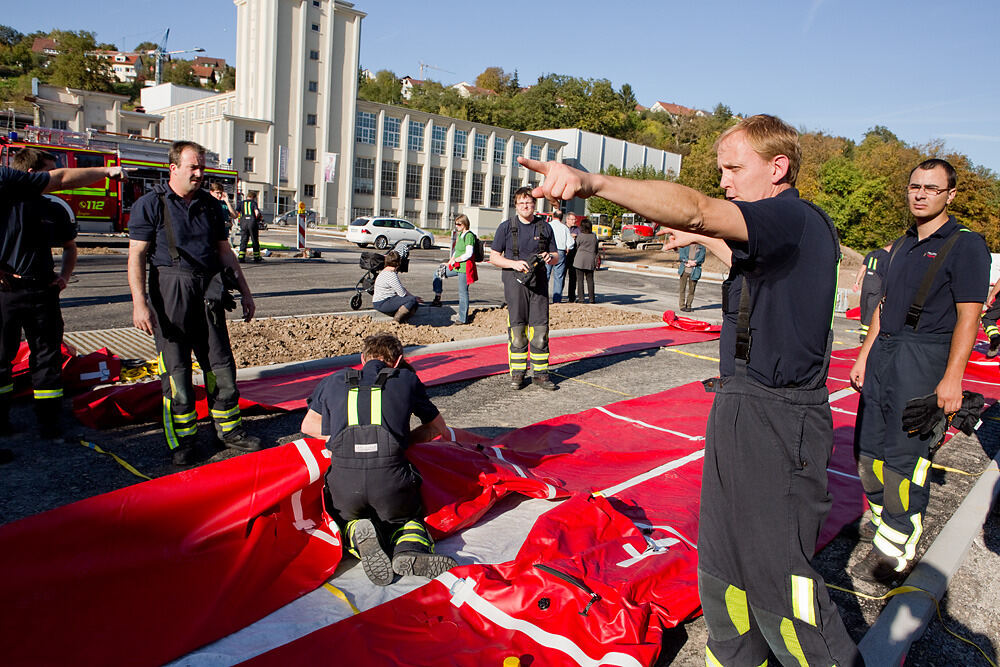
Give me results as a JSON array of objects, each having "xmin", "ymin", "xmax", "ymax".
[{"xmin": 537, "ymin": 597, "xmax": 550, "ymax": 610}]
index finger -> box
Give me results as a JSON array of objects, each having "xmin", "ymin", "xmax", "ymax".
[{"xmin": 517, "ymin": 156, "xmax": 548, "ymax": 177}]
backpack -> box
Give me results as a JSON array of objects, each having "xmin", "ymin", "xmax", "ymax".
[{"xmin": 471, "ymin": 232, "xmax": 485, "ymax": 262}]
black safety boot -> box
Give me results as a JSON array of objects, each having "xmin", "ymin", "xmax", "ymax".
[
  {"xmin": 850, "ymin": 547, "xmax": 902, "ymax": 586},
  {"xmin": 431, "ymin": 294, "xmax": 442, "ymax": 307},
  {"xmin": 987, "ymin": 335, "xmax": 1000, "ymax": 359},
  {"xmin": 172, "ymin": 440, "xmax": 199, "ymax": 466},
  {"xmin": 532, "ymin": 373, "xmax": 558, "ymax": 391},
  {"xmin": 350, "ymin": 519, "xmax": 393, "ymax": 586},
  {"xmin": 220, "ymin": 428, "xmax": 264, "ymax": 453},
  {"xmin": 510, "ymin": 371, "xmax": 525, "ymax": 390},
  {"xmin": 391, "ymin": 551, "xmax": 457, "ymax": 579},
  {"xmin": 34, "ymin": 398, "xmax": 63, "ymax": 441},
  {"xmin": 857, "ymin": 520, "xmax": 877, "ymax": 542}
]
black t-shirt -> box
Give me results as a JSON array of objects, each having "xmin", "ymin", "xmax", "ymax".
[
  {"xmin": 878, "ymin": 217, "xmax": 990, "ymax": 335},
  {"xmin": 307, "ymin": 359, "xmax": 439, "ymax": 448},
  {"xmin": 0, "ymin": 168, "xmax": 76, "ymax": 280},
  {"xmin": 720, "ymin": 189, "xmax": 839, "ymax": 388},
  {"xmin": 491, "ymin": 215, "xmax": 555, "ymax": 285},
  {"xmin": 129, "ymin": 183, "xmax": 228, "ymax": 273}
]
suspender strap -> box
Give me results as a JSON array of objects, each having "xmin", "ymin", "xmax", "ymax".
[
  {"xmin": 158, "ymin": 195, "xmax": 182, "ymax": 265},
  {"xmin": 345, "ymin": 367, "xmax": 397, "ymax": 426},
  {"xmin": 904, "ymin": 228, "xmax": 964, "ymax": 330},
  {"xmin": 510, "ymin": 218, "xmax": 520, "ymax": 260}
]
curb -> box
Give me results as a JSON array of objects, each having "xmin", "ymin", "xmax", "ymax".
[{"xmin": 858, "ymin": 446, "xmax": 1000, "ymax": 665}]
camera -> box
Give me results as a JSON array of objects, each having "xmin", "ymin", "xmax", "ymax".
[{"xmin": 515, "ymin": 254, "xmax": 546, "ymax": 288}]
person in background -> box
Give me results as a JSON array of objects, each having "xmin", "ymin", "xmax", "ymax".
[
  {"xmin": 852, "ymin": 244, "xmax": 891, "ymax": 343},
  {"xmin": 676, "ymin": 242, "xmax": 706, "ymax": 312},
  {"xmin": 546, "ymin": 208, "xmax": 574, "ymax": 303},
  {"xmin": 237, "ymin": 191, "xmax": 263, "ymax": 263},
  {"xmin": 209, "ymin": 182, "xmax": 238, "ymax": 245},
  {"xmin": 373, "ymin": 250, "xmax": 421, "ymax": 323},
  {"xmin": 572, "ymin": 219, "xmax": 599, "ymax": 304},
  {"xmin": 564, "ymin": 211, "xmax": 580, "ymax": 301},
  {"xmin": 430, "ymin": 214, "xmax": 477, "ymax": 324}
]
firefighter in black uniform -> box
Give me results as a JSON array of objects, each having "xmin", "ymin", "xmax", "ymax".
[
  {"xmin": 127, "ymin": 141, "xmax": 261, "ymax": 466},
  {"xmin": 489, "ymin": 186, "xmax": 559, "ymax": 391},
  {"xmin": 850, "ymin": 159, "xmax": 989, "ymax": 585},
  {"xmin": 300, "ymin": 333, "xmax": 458, "ymax": 586},
  {"xmin": 522, "ymin": 115, "xmax": 863, "ymax": 666},
  {"xmin": 853, "ymin": 245, "xmax": 890, "ymax": 342},
  {"xmin": 237, "ymin": 191, "xmax": 262, "ymax": 263},
  {"xmin": 0, "ymin": 150, "xmax": 124, "ymax": 450}
]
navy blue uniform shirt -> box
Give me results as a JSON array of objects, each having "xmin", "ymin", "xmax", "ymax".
[
  {"xmin": 307, "ymin": 359, "xmax": 439, "ymax": 448},
  {"xmin": 878, "ymin": 217, "xmax": 990, "ymax": 335},
  {"xmin": 721, "ymin": 189, "xmax": 839, "ymax": 388},
  {"xmin": 863, "ymin": 248, "xmax": 890, "ymax": 282},
  {"xmin": 129, "ymin": 183, "xmax": 228, "ymax": 273},
  {"xmin": 0, "ymin": 167, "xmax": 75, "ymax": 279},
  {"xmin": 491, "ymin": 215, "xmax": 556, "ymax": 261}
]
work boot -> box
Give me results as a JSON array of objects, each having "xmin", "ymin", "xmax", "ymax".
[
  {"xmin": 510, "ymin": 371, "xmax": 525, "ymax": 390},
  {"xmin": 850, "ymin": 547, "xmax": 902, "ymax": 586},
  {"xmin": 431, "ymin": 294, "xmax": 442, "ymax": 307},
  {"xmin": 172, "ymin": 441, "xmax": 199, "ymax": 466},
  {"xmin": 393, "ymin": 305, "xmax": 411, "ymax": 323},
  {"xmin": 349, "ymin": 519, "xmax": 393, "ymax": 586},
  {"xmin": 34, "ymin": 398, "xmax": 63, "ymax": 441},
  {"xmin": 220, "ymin": 428, "xmax": 264, "ymax": 452},
  {"xmin": 532, "ymin": 373, "xmax": 558, "ymax": 391},
  {"xmin": 391, "ymin": 550, "xmax": 457, "ymax": 579},
  {"xmin": 857, "ymin": 520, "xmax": 877, "ymax": 542},
  {"xmin": 987, "ymin": 335, "xmax": 1000, "ymax": 359},
  {"xmin": 253, "ymin": 256, "xmax": 263, "ymax": 263}
]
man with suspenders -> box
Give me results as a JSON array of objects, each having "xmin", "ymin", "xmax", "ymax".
[
  {"xmin": 522, "ymin": 115, "xmax": 863, "ymax": 667},
  {"xmin": 301, "ymin": 333, "xmax": 458, "ymax": 586},
  {"xmin": 850, "ymin": 159, "xmax": 990, "ymax": 585}
]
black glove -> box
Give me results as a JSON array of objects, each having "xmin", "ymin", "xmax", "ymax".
[
  {"xmin": 901, "ymin": 393, "xmax": 942, "ymax": 437},
  {"xmin": 950, "ymin": 391, "xmax": 985, "ymax": 436}
]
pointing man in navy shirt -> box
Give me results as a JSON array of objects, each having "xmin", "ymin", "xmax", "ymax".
[{"xmin": 521, "ymin": 115, "xmax": 862, "ymax": 667}]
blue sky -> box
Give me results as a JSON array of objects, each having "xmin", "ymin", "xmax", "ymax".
[{"xmin": 9, "ymin": 0, "xmax": 1000, "ymax": 173}]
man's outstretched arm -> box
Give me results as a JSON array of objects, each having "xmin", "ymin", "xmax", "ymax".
[{"xmin": 518, "ymin": 157, "xmax": 748, "ymax": 242}]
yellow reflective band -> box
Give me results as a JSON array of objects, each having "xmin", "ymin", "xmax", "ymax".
[
  {"xmin": 899, "ymin": 477, "xmax": 911, "ymax": 512},
  {"xmin": 210, "ymin": 406, "xmax": 240, "ymax": 419},
  {"xmin": 370, "ymin": 387, "xmax": 382, "ymax": 426},
  {"xmin": 163, "ymin": 397, "xmax": 179, "ymax": 450},
  {"xmin": 158, "ymin": 353, "xmax": 166, "ymax": 375},
  {"xmin": 532, "ymin": 364, "xmax": 549, "ymax": 371},
  {"xmin": 508, "ymin": 351, "xmax": 528, "ymax": 359},
  {"xmin": 395, "ymin": 534, "xmax": 432, "ymax": 548},
  {"xmin": 791, "ymin": 575, "xmax": 817, "ymax": 626},
  {"xmin": 912, "ymin": 457, "xmax": 931, "ymax": 487},
  {"xmin": 706, "ymin": 647, "xmax": 724, "ymax": 667},
  {"xmin": 873, "ymin": 459, "xmax": 884, "ymax": 484},
  {"xmin": 830, "ymin": 256, "xmax": 841, "ymax": 328},
  {"xmin": 172, "ymin": 409, "xmax": 197, "ymax": 424},
  {"xmin": 876, "ymin": 520, "xmax": 909, "ymax": 545},
  {"xmin": 529, "ymin": 353, "xmax": 548, "ymax": 360},
  {"xmin": 724, "ymin": 584, "xmax": 750, "ymax": 635},
  {"xmin": 510, "ymin": 362, "xmax": 528, "ymax": 371},
  {"xmin": 347, "ymin": 387, "xmax": 359, "ymax": 426},
  {"xmin": 219, "ymin": 418, "xmax": 242, "ymax": 432},
  {"xmin": 0, "ymin": 384, "xmax": 13, "ymax": 395},
  {"xmin": 175, "ymin": 425, "xmax": 198, "ymax": 437},
  {"xmin": 34, "ymin": 388, "xmax": 64, "ymax": 399},
  {"xmin": 778, "ymin": 617, "xmax": 809, "ymax": 667},
  {"xmin": 901, "ymin": 514, "xmax": 923, "ymax": 568},
  {"xmin": 873, "ymin": 534, "xmax": 904, "ymax": 558}
]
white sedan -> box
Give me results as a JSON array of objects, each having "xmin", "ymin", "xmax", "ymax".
[{"xmin": 346, "ymin": 216, "xmax": 436, "ymax": 250}]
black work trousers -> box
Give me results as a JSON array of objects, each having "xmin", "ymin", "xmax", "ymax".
[
  {"xmin": 699, "ymin": 375, "xmax": 862, "ymax": 667},
  {"xmin": 238, "ymin": 220, "xmax": 261, "ymax": 260},
  {"xmin": 565, "ymin": 247, "xmax": 577, "ymax": 300},
  {"xmin": 854, "ymin": 330, "xmax": 949, "ymax": 573},
  {"xmin": 150, "ymin": 266, "xmax": 241, "ymax": 450},
  {"xmin": 326, "ymin": 460, "xmax": 425, "ymax": 551},
  {"xmin": 502, "ymin": 269, "xmax": 550, "ymax": 375},
  {"xmin": 0, "ymin": 282, "xmax": 64, "ymax": 418}
]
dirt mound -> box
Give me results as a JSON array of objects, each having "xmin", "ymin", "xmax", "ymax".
[{"xmin": 228, "ymin": 303, "xmax": 662, "ymax": 367}]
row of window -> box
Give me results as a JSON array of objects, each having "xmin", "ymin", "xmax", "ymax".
[
  {"xmin": 355, "ymin": 111, "xmax": 556, "ymax": 162},
  {"xmin": 352, "ymin": 157, "xmax": 535, "ymax": 208}
]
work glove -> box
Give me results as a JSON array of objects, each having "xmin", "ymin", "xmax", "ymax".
[{"xmin": 901, "ymin": 391, "xmax": 985, "ymax": 456}]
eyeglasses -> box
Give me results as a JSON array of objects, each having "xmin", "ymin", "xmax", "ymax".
[
  {"xmin": 515, "ymin": 200, "xmax": 535, "ymax": 206},
  {"xmin": 907, "ymin": 184, "xmax": 951, "ymax": 195}
]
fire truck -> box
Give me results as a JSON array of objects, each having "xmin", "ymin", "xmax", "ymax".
[{"xmin": 0, "ymin": 126, "xmax": 239, "ymax": 234}]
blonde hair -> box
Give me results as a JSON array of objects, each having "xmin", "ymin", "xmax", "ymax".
[
  {"xmin": 716, "ymin": 114, "xmax": 801, "ymax": 186},
  {"xmin": 454, "ymin": 214, "xmax": 470, "ymax": 228}
]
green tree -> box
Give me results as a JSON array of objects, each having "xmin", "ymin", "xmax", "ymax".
[
  {"xmin": 134, "ymin": 41, "xmax": 160, "ymax": 53},
  {"xmin": 407, "ymin": 79, "xmax": 466, "ymax": 118},
  {"xmin": 475, "ymin": 66, "xmax": 511, "ymax": 93},
  {"xmin": 619, "ymin": 83, "xmax": 637, "ymax": 113},
  {"xmin": 163, "ymin": 59, "xmax": 198, "ymax": 87},
  {"xmin": 48, "ymin": 30, "xmax": 114, "ymax": 92},
  {"xmin": 358, "ymin": 69, "xmax": 402, "ymax": 105},
  {"xmin": 0, "ymin": 25, "xmax": 24, "ymax": 46},
  {"xmin": 216, "ymin": 65, "xmax": 236, "ymax": 92}
]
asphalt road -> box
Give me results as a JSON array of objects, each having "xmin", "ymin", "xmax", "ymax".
[{"xmin": 4, "ymin": 230, "xmax": 999, "ymax": 665}]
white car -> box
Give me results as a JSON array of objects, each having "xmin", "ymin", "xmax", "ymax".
[{"xmin": 346, "ymin": 216, "xmax": 436, "ymax": 249}]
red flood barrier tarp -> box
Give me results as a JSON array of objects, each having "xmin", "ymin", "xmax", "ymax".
[{"xmin": 72, "ymin": 324, "xmax": 721, "ymax": 428}]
